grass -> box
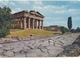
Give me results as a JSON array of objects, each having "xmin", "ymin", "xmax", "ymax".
[{"xmin": 6, "ymin": 29, "xmax": 62, "ymax": 38}]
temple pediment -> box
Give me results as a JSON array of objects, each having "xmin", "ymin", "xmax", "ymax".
[
  {"xmin": 12, "ymin": 10, "xmax": 44, "ymax": 19},
  {"xmin": 29, "ymin": 10, "xmax": 44, "ymax": 18},
  {"xmin": 36, "ymin": 11, "xmax": 44, "ymax": 18}
]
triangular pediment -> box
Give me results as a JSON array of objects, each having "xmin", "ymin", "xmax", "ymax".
[
  {"xmin": 36, "ymin": 11, "xmax": 44, "ymax": 18},
  {"xmin": 29, "ymin": 10, "xmax": 44, "ymax": 18}
]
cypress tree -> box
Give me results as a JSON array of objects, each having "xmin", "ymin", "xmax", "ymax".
[{"xmin": 67, "ymin": 17, "xmax": 72, "ymax": 31}]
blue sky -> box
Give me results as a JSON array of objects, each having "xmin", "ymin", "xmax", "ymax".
[{"xmin": 0, "ymin": 0, "xmax": 80, "ymax": 29}]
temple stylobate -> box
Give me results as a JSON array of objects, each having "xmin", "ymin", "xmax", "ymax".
[{"xmin": 12, "ymin": 10, "xmax": 44, "ymax": 30}]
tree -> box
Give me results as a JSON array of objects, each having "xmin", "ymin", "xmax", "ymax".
[
  {"xmin": 0, "ymin": 6, "xmax": 12, "ymax": 38},
  {"xmin": 67, "ymin": 17, "xmax": 72, "ymax": 31},
  {"xmin": 76, "ymin": 27, "xmax": 80, "ymax": 32},
  {"xmin": 60, "ymin": 26, "xmax": 69, "ymax": 34},
  {"xmin": 70, "ymin": 29, "xmax": 76, "ymax": 33},
  {"xmin": 60, "ymin": 26, "xmax": 65, "ymax": 34}
]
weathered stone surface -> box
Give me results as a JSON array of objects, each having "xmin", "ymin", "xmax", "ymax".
[
  {"xmin": 12, "ymin": 47, "xmax": 22, "ymax": 53},
  {"xmin": 48, "ymin": 48, "xmax": 64, "ymax": 57},
  {"xmin": 2, "ymin": 50, "xmax": 14, "ymax": 57},
  {"xmin": 41, "ymin": 40, "xmax": 49, "ymax": 47},
  {"xmin": 0, "ymin": 33, "xmax": 80, "ymax": 57},
  {"xmin": 0, "ymin": 48, "xmax": 3, "ymax": 54},
  {"xmin": 27, "ymin": 52, "xmax": 38, "ymax": 57},
  {"xmin": 14, "ymin": 52, "xmax": 26, "ymax": 57},
  {"xmin": 40, "ymin": 48, "xmax": 48, "ymax": 53}
]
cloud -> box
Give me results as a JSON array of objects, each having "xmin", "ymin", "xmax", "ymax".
[
  {"xmin": 34, "ymin": 0, "xmax": 43, "ymax": 6},
  {"xmin": 0, "ymin": 0, "xmax": 9, "ymax": 6},
  {"xmin": 11, "ymin": 8, "xmax": 22, "ymax": 14},
  {"xmin": 9, "ymin": 2, "xmax": 15, "ymax": 6},
  {"xmin": 33, "ymin": 4, "xmax": 69, "ymax": 27},
  {"xmin": 0, "ymin": 0, "xmax": 2, "ymax": 1},
  {"xmin": 18, "ymin": 0, "xmax": 30, "ymax": 4}
]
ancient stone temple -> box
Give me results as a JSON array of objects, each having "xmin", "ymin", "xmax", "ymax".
[{"xmin": 12, "ymin": 10, "xmax": 44, "ymax": 30}]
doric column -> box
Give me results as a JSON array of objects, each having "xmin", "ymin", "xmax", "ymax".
[
  {"xmin": 20, "ymin": 18, "xmax": 23, "ymax": 28},
  {"xmin": 17, "ymin": 19, "xmax": 19, "ymax": 24},
  {"xmin": 23, "ymin": 17, "xmax": 26, "ymax": 30},
  {"xmin": 32, "ymin": 19, "xmax": 35, "ymax": 29},
  {"xmin": 28, "ymin": 18, "xmax": 30, "ymax": 29},
  {"xmin": 35, "ymin": 20, "xmax": 37, "ymax": 29},
  {"xmin": 41, "ymin": 20, "xmax": 43, "ymax": 29},
  {"xmin": 38, "ymin": 20, "xmax": 40, "ymax": 29}
]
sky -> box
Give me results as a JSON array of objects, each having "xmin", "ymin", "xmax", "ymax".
[{"xmin": 0, "ymin": 0, "xmax": 80, "ymax": 29}]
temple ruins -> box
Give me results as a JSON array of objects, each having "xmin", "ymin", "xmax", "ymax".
[{"xmin": 12, "ymin": 10, "xmax": 44, "ymax": 30}]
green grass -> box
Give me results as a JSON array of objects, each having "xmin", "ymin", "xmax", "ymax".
[{"xmin": 6, "ymin": 29, "xmax": 62, "ymax": 38}]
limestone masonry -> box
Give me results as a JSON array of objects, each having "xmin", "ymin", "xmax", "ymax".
[{"xmin": 12, "ymin": 10, "xmax": 44, "ymax": 30}]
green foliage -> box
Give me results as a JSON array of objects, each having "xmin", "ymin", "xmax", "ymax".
[
  {"xmin": 61, "ymin": 27, "xmax": 65, "ymax": 34},
  {"xmin": 61, "ymin": 26, "xmax": 69, "ymax": 34},
  {"xmin": 70, "ymin": 27, "xmax": 80, "ymax": 33},
  {"xmin": 70, "ymin": 29, "xmax": 76, "ymax": 33},
  {"xmin": 76, "ymin": 27, "xmax": 80, "ymax": 32},
  {"xmin": 67, "ymin": 17, "xmax": 72, "ymax": 30},
  {"xmin": 0, "ymin": 6, "xmax": 12, "ymax": 38}
]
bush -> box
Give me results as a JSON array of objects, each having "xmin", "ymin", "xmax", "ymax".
[
  {"xmin": 0, "ymin": 6, "xmax": 12, "ymax": 38},
  {"xmin": 0, "ymin": 27, "xmax": 10, "ymax": 38},
  {"xmin": 60, "ymin": 26, "xmax": 69, "ymax": 34},
  {"xmin": 61, "ymin": 27, "xmax": 65, "ymax": 34},
  {"xmin": 70, "ymin": 29, "xmax": 76, "ymax": 33},
  {"xmin": 76, "ymin": 27, "xmax": 80, "ymax": 33}
]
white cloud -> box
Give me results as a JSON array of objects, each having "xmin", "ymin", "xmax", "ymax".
[
  {"xmin": 34, "ymin": 0, "xmax": 43, "ymax": 6},
  {"xmin": 18, "ymin": 0, "xmax": 30, "ymax": 4},
  {"xmin": 0, "ymin": 0, "xmax": 1, "ymax": 1},
  {"xmin": 16, "ymin": 8, "xmax": 22, "ymax": 11},
  {"xmin": 11, "ymin": 10, "xmax": 16, "ymax": 14},
  {"xmin": 10, "ymin": 2, "xmax": 15, "ymax": 6},
  {"xmin": 11, "ymin": 8, "xmax": 22, "ymax": 14},
  {"xmin": 0, "ymin": 0, "xmax": 9, "ymax": 6}
]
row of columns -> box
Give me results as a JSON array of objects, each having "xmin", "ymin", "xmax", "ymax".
[{"xmin": 23, "ymin": 17, "xmax": 43, "ymax": 30}]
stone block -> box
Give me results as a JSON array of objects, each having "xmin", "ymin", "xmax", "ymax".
[
  {"xmin": 41, "ymin": 40, "xmax": 49, "ymax": 47},
  {"xmin": 47, "ymin": 48, "xmax": 64, "ymax": 57},
  {"xmin": 2, "ymin": 50, "xmax": 14, "ymax": 57},
  {"xmin": 14, "ymin": 52, "xmax": 26, "ymax": 57},
  {"xmin": 0, "ymin": 48, "xmax": 3, "ymax": 54},
  {"xmin": 27, "ymin": 52, "xmax": 38, "ymax": 57}
]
